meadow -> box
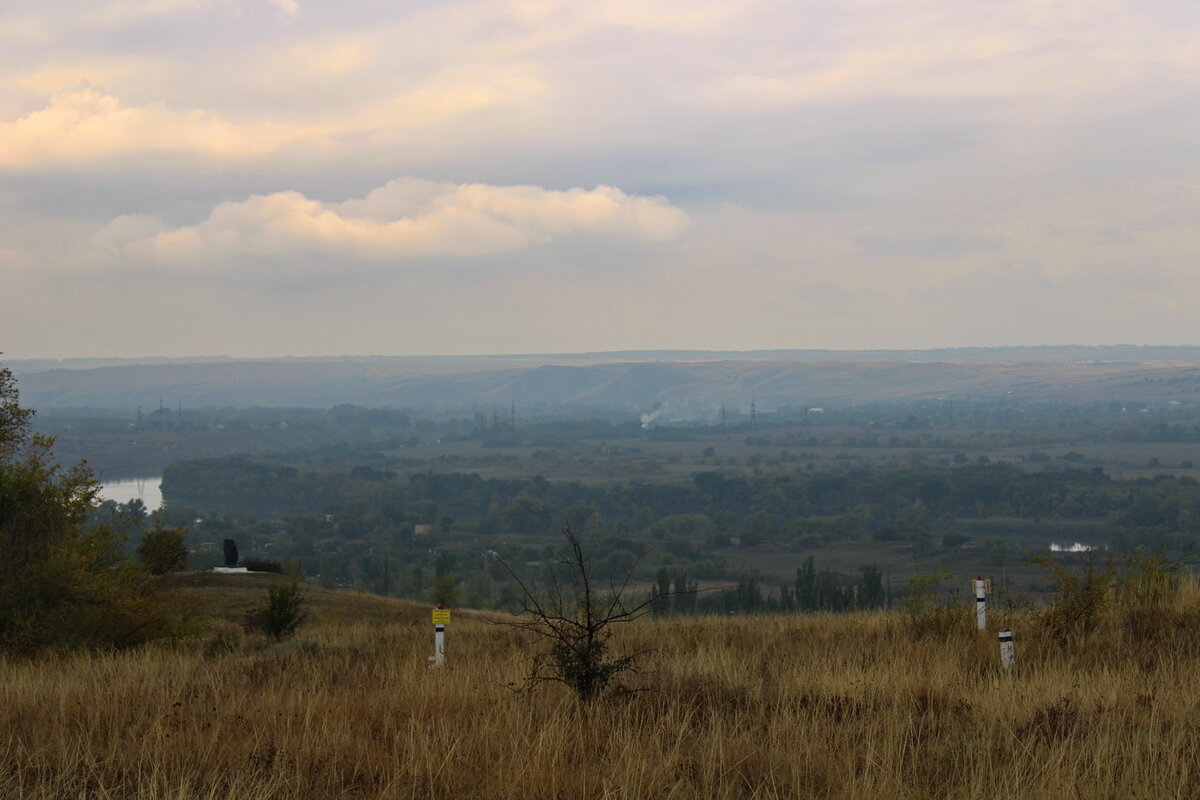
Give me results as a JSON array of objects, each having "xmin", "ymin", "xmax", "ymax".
[{"xmin": 4, "ymin": 576, "xmax": 1200, "ymax": 799}]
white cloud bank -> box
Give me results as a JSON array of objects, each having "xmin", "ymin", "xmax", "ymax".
[
  {"xmin": 0, "ymin": 88, "xmax": 310, "ymax": 166},
  {"xmin": 0, "ymin": 65, "xmax": 545, "ymax": 168},
  {"xmin": 94, "ymin": 178, "xmax": 688, "ymax": 264}
]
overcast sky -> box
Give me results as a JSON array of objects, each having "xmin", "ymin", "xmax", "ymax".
[{"xmin": 2, "ymin": 0, "xmax": 1198, "ymax": 358}]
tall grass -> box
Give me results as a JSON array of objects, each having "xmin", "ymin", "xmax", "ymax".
[{"xmin": 3, "ymin": 588, "xmax": 1200, "ymax": 799}]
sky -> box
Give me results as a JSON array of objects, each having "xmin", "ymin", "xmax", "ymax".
[{"xmin": 1, "ymin": 0, "xmax": 1198, "ymax": 358}]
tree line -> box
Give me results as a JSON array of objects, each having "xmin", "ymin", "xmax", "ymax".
[{"xmin": 164, "ymin": 456, "xmax": 1200, "ymax": 546}]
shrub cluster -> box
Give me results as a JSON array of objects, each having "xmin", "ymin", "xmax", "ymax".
[{"xmin": 0, "ymin": 363, "xmax": 189, "ymax": 654}]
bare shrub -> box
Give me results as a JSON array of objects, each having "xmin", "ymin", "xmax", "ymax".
[{"xmin": 498, "ymin": 527, "xmax": 668, "ymax": 703}]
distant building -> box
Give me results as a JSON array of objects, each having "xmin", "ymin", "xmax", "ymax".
[{"xmin": 414, "ymin": 524, "xmax": 433, "ymax": 537}]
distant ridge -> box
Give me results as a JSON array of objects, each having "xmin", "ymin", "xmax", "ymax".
[
  {"xmin": 13, "ymin": 344, "xmax": 1200, "ymax": 374},
  {"xmin": 12, "ymin": 348, "xmax": 1200, "ymax": 412}
]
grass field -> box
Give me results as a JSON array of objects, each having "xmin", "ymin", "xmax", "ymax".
[{"xmin": 4, "ymin": 574, "xmax": 1200, "ymax": 799}]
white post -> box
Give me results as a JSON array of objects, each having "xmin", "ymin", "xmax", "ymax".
[
  {"xmin": 999, "ymin": 628, "xmax": 1015, "ymax": 670},
  {"xmin": 974, "ymin": 576, "xmax": 987, "ymax": 631},
  {"xmin": 428, "ymin": 605, "xmax": 449, "ymax": 666},
  {"xmin": 427, "ymin": 623, "xmax": 446, "ymax": 665}
]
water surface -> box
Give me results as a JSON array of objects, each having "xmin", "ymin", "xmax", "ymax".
[{"xmin": 99, "ymin": 476, "xmax": 163, "ymax": 510}]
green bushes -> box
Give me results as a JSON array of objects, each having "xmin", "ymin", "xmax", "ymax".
[
  {"xmin": 255, "ymin": 579, "xmax": 308, "ymax": 641},
  {"xmin": 0, "ymin": 454, "xmax": 187, "ymax": 653},
  {"xmin": 903, "ymin": 569, "xmax": 972, "ymax": 638},
  {"xmin": 1115, "ymin": 551, "xmax": 1187, "ymax": 644},
  {"xmin": 1032, "ymin": 550, "xmax": 1195, "ymax": 648},
  {"xmin": 1, "ymin": 364, "xmax": 189, "ymax": 654},
  {"xmin": 1030, "ymin": 554, "xmax": 1115, "ymax": 647},
  {"xmin": 136, "ymin": 524, "xmax": 189, "ymax": 575}
]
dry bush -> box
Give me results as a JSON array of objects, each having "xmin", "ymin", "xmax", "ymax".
[
  {"xmin": 1030, "ymin": 552, "xmax": 1116, "ymax": 648},
  {"xmin": 497, "ymin": 527, "xmax": 684, "ymax": 703},
  {"xmin": 902, "ymin": 568, "xmax": 973, "ymax": 638},
  {"xmin": 1030, "ymin": 551, "xmax": 1200, "ymax": 656}
]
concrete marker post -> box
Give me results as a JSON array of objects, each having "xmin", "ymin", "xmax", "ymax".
[
  {"xmin": 428, "ymin": 605, "xmax": 450, "ymax": 666},
  {"xmin": 974, "ymin": 576, "xmax": 987, "ymax": 631},
  {"xmin": 999, "ymin": 628, "xmax": 1015, "ymax": 670}
]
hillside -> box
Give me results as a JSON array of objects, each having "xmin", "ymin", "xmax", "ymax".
[
  {"xmin": 5, "ymin": 584, "xmax": 1200, "ymax": 799},
  {"xmin": 162, "ymin": 571, "xmax": 432, "ymax": 627},
  {"xmin": 14, "ymin": 350, "xmax": 1200, "ymax": 411}
]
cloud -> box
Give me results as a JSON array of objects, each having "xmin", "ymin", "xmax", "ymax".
[
  {"xmin": 0, "ymin": 88, "xmax": 314, "ymax": 167},
  {"xmin": 73, "ymin": 0, "xmax": 297, "ymax": 27},
  {"xmin": 0, "ymin": 247, "xmax": 34, "ymax": 270},
  {"xmin": 93, "ymin": 178, "xmax": 689, "ymax": 265},
  {"xmin": 695, "ymin": 8, "xmax": 1193, "ymax": 116},
  {"xmin": 0, "ymin": 64, "xmax": 547, "ymax": 168},
  {"xmin": 852, "ymin": 229, "xmax": 1003, "ymax": 259}
]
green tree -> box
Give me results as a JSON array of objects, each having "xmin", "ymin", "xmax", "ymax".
[
  {"xmin": 503, "ymin": 494, "xmax": 549, "ymax": 534},
  {"xmin": 0, "ymin": 363, "xmax": 34, "ymax": 460},
  {"xmin": 0, "ymin": 363, "xmax": 183, "ymax": 653},
  {"xmin": 671, "ymin": 569, "xmax": 698, "ymax": 615},
  {"xmin": 136, "ymin": 523, "xmax": 189, "ymax": 575},
  {"xmin": 796, "ymin": 556, "xmax": 818, "ymax": 610},
  {"xmin": 859, "ymin": 563, "xmax": 886, "ymax": 608},
  {"xmin": 430, "ymin": 574, "xmax": 460, "ymax": 606},
  {"xmin": 256, "ymin": 579, "xmax": 308, "ymax": 640},
  {"xmin": 650, "ymin": 566, "xmax": 672, "ymax": 617}
]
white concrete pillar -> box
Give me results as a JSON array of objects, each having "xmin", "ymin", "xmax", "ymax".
[
  {"xmin": 999, "ymin": 628, "xmax": 1015, "ymax": 670},
  {"xmin": 974, "ymin": 576, "xmax": 987, "ymax": 631}
]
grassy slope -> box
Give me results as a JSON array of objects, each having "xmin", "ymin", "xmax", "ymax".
[
  {"xmin": 163, "ymin": 571, "xmax": 429, "ymax": 627},
  {"xmin": 3, "ymin": 576, "xmax": 1200, "ymax": 799}
]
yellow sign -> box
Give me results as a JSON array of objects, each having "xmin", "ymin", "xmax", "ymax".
[{"xmin": 432, "ymin": 609, "xmax": 451, "ymax": 624}]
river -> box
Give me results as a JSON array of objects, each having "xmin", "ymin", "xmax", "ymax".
[{"xmin": 98, "ymin": 476, "xmax": 164, "ymax": 510}]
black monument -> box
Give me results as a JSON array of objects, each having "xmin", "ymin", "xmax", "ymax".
[{"xmin": 222, "ymin": 539, "xmax": 239, "ymax": 568}]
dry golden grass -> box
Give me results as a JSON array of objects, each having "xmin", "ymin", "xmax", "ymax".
[
  {"xmin": 162, "ymin": 571, "xmax": 426, "ymax": 627},
  {"xmin": 4, "ymin": 581, "xmax": 1200, "ymax": 799}
]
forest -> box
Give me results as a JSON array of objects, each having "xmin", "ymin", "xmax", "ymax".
[{"xmin": 139, "ymin": 438, "xmax": 1200, "ymax": 614}]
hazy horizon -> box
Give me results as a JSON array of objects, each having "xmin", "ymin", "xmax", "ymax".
[{"xmin": 13, "ymin": 343, "xmax": 1200, "ymax": 366}]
